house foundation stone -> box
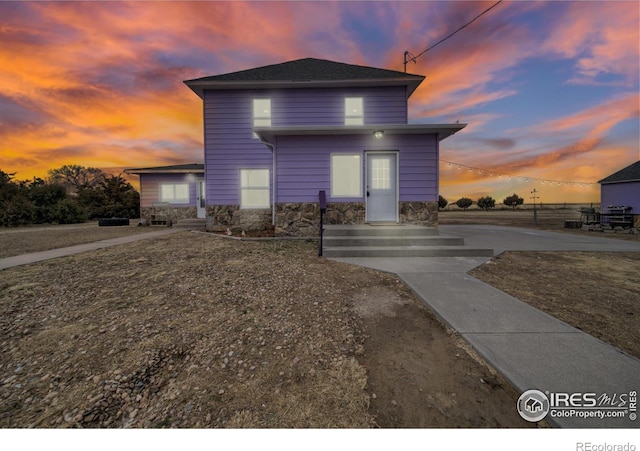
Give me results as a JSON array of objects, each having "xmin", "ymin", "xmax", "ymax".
[
  {"xmin": 205, "ymin": 201, "xmax": 438, "ymax": 236},
  {"xmin": 275, "ymin": 202, "xmax": 366, "ymax": 236},
  {"xmin": 141, "ymin": 206, "xmax": 197, "ymax": 222},
  {"xmin": 399, "ymin": 201, "xmax": 439, "ymax": 226},
  {"xmin": 205, "ymin": 205, "xmax": 272, "ymax": 232}
]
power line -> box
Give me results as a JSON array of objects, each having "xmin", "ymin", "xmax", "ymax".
[
  {"xmin": 440, "ymin": 159, "xmax": 598, "ymax": 187},
  {"xmin": 404, "ymin": 0, "xmax": 503, "ymax": 72}
]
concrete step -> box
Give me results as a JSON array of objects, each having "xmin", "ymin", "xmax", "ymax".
[
  {"xmin": 173, "ymin": 219, "xmax": 206, "ymax": 229},
  {"xmin": 323, "ymin": 224, "xmax": 438, "ymax": 237},
  {"xmin": 321, "ymin": 224, "xmax": 493, "ymax": 257},
  {"xmin": 323, "ymin": 235, "xmax": 465, "ymax": 247},
  {"xmin": 323, "ymin": 245, "xmax": 494, "ymax": 258}
]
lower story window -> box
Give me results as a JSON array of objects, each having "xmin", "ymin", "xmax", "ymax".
[
  {"xmin": 331, "ymin": 154, "xmax": 362, "ymax": 197},
  {"xmin": 160, "ymin": 183, "xmax": 189, "ymax": 203},
  {"xmin": 240, "ymin": 169, "xmax": 270, "ymax": 209}
]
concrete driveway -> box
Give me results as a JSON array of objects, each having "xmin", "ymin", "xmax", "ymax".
[{"xmin": 440, "ymin": 224, "xmax": 640, "ymax": 255}]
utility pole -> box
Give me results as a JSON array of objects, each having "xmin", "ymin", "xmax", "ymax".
[
  {"xmin": 530, "ymin": 189, "xmax": 539, "ymax": 226},
  {"xmin": 403, "ymin": 51, "xmax": 416, "ymax": 73}
]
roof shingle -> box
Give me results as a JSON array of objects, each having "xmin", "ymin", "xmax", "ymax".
[
  {"xmin": 186, "ymin": 57, "xmax": 423, "ymax": 83},
  {"xmin": 184, "ymin": 57, "xmax": 425, "ymax": 98}
]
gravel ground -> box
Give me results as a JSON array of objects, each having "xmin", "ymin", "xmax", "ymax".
[{"xmin": 0, "ymin": 231, "xmax": 532, "ymax": 428}]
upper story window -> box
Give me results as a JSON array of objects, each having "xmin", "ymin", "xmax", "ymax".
[
  {"xmin": 253, "ymin": 98, "xmax": 271, "ymax": 138},
  {"xmin": 345, "ymin": 97, "xmax": 363, "ymax": 126}
]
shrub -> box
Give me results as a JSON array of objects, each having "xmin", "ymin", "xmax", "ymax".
[
  {"xmin": 50, "ymin": 198, "xmax": 89, "ymax": 224},
  {"xmin": 477, "ymin": 196, "xmax": 496, "ymax": 211},
  {"xmin": 438, "ymin": 195, "xmax": 448, "ymax": 210},
  {"xmin": 0, "ymin": 194, "xmax": 34, "ymax": 226},
  {"xmin": 455, "ymin": 197, "xmax": 473, "ymax": 210},
  {"xmin": 503, "ymin": 193, "xmax": 524, "ymax": 210}
]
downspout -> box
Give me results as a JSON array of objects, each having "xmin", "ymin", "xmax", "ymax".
[{"xmin": 257, "ymin": 134, "xmax": 276, "ymax": 226}]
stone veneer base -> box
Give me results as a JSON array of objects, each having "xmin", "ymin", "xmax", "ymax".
[
  {"xmin": 205, "ymin": 205, "xmax": 272, "ymax": 233},
  {"xmin": 205, "ymin": 201, "xmax": 439, "ymax": 237},
  {"xmin": 141, "ymin": 206, "xmax": 197, "ymax": 222}
]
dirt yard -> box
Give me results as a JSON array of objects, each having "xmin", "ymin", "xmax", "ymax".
[
  {"xmin": 0, "ymin": 222, "xmax": 153, "ymax": 258},
  {"xmin": 0, "ymin": 229, "xmax": 533, "ymax": 428},
  {"xmin": 470, "ymin": 251, "xmax": 640, "ymax": 360}
]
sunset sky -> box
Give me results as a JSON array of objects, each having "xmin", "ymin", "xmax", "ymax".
[{"xmin": 0, "ymin": 1, "xmax": 638, "ymax": 203}]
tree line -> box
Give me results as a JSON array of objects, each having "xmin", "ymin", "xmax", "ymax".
[
  {"xmin": 0, "ymin": 165, "xmax": 139, "ymax": 227},
  {"xmin": 439, "ymin": 193, "xmax": 525, "ymax": 211}
]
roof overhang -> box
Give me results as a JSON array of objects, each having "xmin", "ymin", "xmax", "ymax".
[
  {"xmin": 124, "ymin": 166, "xmax": 204, "ymax": 175},
  {"xmin": 254, "ymin": 123, "xmax": 466, "ymax": 146},
  {"xmin": 599, "ymin": 178, "xmax": 640, "ymax": 185},
  {"xmin": 184, "ymin": 77, "xmax": 424, "ymax": 100}
]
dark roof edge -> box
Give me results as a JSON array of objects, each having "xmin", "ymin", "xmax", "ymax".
[
  {"xmin": 124, "ymin": 164, "xmax": 204, "ymax": 175},
  {"xmin": 184, "ymin": 77, "xmax": 424, "ymax": 99},
  {"xmin": 597, "ymin": 160, "xmax": 640, "ymax": 184},
  {"xmin": 599, "ymin": 178, "xmax": 640, "ymax": 185},
  {"xmin": 254, "ymin": 123, "xmax": 466, "ymax": 144}
]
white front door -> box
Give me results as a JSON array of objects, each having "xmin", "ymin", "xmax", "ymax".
[
  {"xmin": 196, "ymin": 179, "xmax": 206, "ymax": 219},
  {"xmin": 366, "ymin": 152, "xmax": 398, "ymax": 222}
]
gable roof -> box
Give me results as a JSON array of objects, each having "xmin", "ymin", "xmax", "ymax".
[
  {"xmin": 184, "ymin": 57, "xmax": 425, "ymax": 99},
  {"xmin": 124, "ymin": 163, "xmax": 204, "ymax": 175},
  {"xmin": 598, "ymin": 160, "xmax": 640, "ymax": 184}
]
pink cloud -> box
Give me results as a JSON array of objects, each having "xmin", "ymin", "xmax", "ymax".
[{"xmin": 540, "ymin": 1, "xmax": 639, "ymax": 86}]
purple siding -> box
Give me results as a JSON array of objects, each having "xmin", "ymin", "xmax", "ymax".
[
  {"xmin": 601, "ymin": 181, "xmax": 640, "ymax": 213},
  {"xmin": 203, "ymin": 86, "xmax": 408, "ymax": 205},
  {"xmin": 139, "ymin": 173, "xmax": 198, "ymax": 208},
  {"xmin": 204, "ymin": 90, "xmax": 272, "ymax": 205},
  {"xmin": 275, "ymin": 134, "xmax": 438, "ymax": 203}
]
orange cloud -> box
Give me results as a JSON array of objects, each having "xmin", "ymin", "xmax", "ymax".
[{"xmin": 0, "ymin": 0, "xmax": 636, "ymax": 207}]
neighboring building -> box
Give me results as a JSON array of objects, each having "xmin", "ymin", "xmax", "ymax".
[
  {"xmin": 125, "ymin": 164, "xmax": 205, "ymax": 221},
  {"xmin": 598, "ymin": 160, "xmax": 640, "ymax": 228}
]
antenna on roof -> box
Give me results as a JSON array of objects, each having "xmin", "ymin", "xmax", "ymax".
[{"xmin": 403, "ymin": 51, "xmax": 417, "ymax": 73}]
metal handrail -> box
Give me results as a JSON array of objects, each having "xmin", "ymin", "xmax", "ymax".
[{"xmin": 318, "ymin": 190, "xmax": 327, "ymax": 257}]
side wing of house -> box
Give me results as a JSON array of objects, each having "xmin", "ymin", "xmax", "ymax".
[{"xmin": 125, "ymin": 164, "xmax": 205, "ymax": 221}]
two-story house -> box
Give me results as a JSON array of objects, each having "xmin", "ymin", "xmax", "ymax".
[{"xmin": 127, "ymin": 58, "xmax": 465, "ymax": 236}]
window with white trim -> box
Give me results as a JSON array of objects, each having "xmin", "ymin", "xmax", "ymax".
[
  {"xmin": 160, "ymin": 183, "xmax": 189, "ymax": 203},
  {"xmin": 345, "ymin": 97, "xmax": 363, "ymax": 125},
  {"xmin": 331, "ymin": 154, "xmax": 362, "ymax": 197},
  {"xmin": 253, "ymin": 98, "xmax": 271, "ymax": 138},
  {"xmin": 240, "ymin": 169, "xmax": 270, "ymax": 209}
]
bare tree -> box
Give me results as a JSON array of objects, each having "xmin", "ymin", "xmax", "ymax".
[{"xmin": 48, "ymin": 165, "xmax": 107, "ymax": 195}]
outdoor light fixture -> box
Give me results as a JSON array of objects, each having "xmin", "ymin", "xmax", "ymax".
[{"xmin": 373, "ymin": 130, "xmax": 384, "ymax": 139}]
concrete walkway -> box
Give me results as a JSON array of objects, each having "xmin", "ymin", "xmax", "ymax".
[
  {"xmin": 333, "ymin": 226, "xmax": 640, "ymax": 428},
  {"xmin": 0, "ymin": 228, "xmax": 181, "ymax": 271}
]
